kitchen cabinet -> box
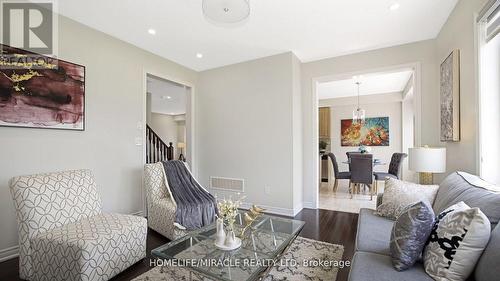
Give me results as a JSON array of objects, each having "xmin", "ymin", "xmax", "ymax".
[{"xmin": 319, "ymin": 107, "xmax": 330, "ymax": 138}]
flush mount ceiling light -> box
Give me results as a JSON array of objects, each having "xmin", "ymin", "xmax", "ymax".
[
  {"xmin": 161, "ymin": 96, "xmax": 172, "ymax": 100},
  {"xmin": 148, "ymin": 28, "xmax": 156, "ymax": 35},
  {"xmin": 202, "ymin": 0, "xmax": 250, "ymax": 24},
  {"xmin": 196, "ymin": 53, "xmax": 203, "ymax": 58}
]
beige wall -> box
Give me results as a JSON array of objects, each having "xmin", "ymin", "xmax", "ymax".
[
  {"xmin": 0, "ymin": 15, "xmax": 197, "ymax": 255},
  {"xmin": 291, "ymin": 54, "xmax": 303, "ymax": 213},
  {"xmin": 197, "ymin": 52, "xmax": 302, "ymax": 215},
  {"xmin": 435, "ymin": 0, "xmax": 488, "ymax": 181},
  {"xmin": 150, "ymin": 113, "xmax": 178, "ymax": 147}
]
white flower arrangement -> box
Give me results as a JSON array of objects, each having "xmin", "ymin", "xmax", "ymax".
[{"xmin": 217, "ymin": 195, "xmax": 244, "ymax": 231}]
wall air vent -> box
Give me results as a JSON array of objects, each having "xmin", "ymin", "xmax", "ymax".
[{"xmin": 210, "ymin": 176, "xmax": 245, "ymax": 192}]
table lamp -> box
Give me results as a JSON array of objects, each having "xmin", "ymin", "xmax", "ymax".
[
  {"xmin": 177, "ymin": 142, "xmax": 186, "ymax": 161},
  {"xmin": 409, "ymin": 146, "xmax": 446, "ymax": 184}
]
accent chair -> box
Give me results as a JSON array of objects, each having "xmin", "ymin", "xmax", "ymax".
[
  {"xmin": 9, "ymin": 169, "xmax": 147, "ymax": 281},
  {"xmin": 144, "ymin": 162, "xmax": 188, "ymax": 240}
]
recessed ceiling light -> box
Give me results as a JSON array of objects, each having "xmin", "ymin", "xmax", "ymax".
[
  {"xmin": 389, "ymin": 3, "xmax": 400, "ymax": 11},
  {"xmin": 161, "ymin": 95, "xmax": 172, "ymax": 100},
  {"xmin": 196, "ymin": 53, "xmax": 203, "ymax": 58},
  {"xmin": 148, "ymin": 29, "xmax": 156, "ymax": 35}
]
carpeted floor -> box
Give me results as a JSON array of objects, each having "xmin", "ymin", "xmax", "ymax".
[{"xmin": 132, "ymin": 237, "xmax": 344, "ymax": 281}]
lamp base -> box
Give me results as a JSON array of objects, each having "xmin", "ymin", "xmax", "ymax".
[
  {"xmin": 419, "ymin": 172, "xmax": 433, "ymax": 185},
  {"xmin": 178, "ymin": 153, "xmax": 186, "ymax": 162}
]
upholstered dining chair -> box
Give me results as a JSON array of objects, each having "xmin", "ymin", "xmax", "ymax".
[
  {"xmin": 327, "ymin": 153, "xmax": 351, "ymax": 192},
  {"xmin": 9, "ymin": 169, "xmax": 147, "ymax": 281},
  {"xmin": 346, "ymin": 152, "xmax": 361, "ymax": 170},
  {"xmin": 373, "ymin": 152, "xmax": 408, "ymax": 194},
  {"xmin": 349, "ymin": 153, "xmax": 375, "ymax": 200}
]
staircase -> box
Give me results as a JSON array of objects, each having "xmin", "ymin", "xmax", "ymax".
[{"xmin": 146, "ymin": 124, "xmax": 174, "ymax": 163}]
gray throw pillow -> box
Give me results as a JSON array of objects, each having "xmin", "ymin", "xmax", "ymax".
[
  {"xmin": 390, "ymin": 201, "xmax": 435, "ymax": 271},
  {"xmin": 376, "ymin": 178, "xmax": 438, "ymax": 219}
]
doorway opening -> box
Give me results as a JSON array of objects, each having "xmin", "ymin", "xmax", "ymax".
[
  {"xmin": 316, "ymin": 68, "xmax": 417, "ymax": 213},
  {"xmin": 144, "ymin": 74, "xmax": 193, "ymax": 166}
]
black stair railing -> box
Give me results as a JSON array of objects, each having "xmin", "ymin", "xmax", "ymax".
[{"xmin": 146, "ymin": 124, "xmax": 174, "ymax": 163}]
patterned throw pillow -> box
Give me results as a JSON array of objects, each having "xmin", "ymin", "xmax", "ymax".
[
  {"xmin": 423, "ymin": 202, "xmax": 491, "ymax": 281},
  {"xmin": 390, "ymin": 201, "xmax": 435, "ymax": 271},
  {"xmin": 376, "ymin": 178, "xmax": 439, "ymax": 219}
]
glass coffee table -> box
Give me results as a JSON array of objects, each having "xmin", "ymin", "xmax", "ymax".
[{"xmin": 152, "ymin": 211, "xmax": 305, "ymax": 281}]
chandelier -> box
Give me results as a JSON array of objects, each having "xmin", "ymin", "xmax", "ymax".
[
  {"xmin": 353, "ymin": 81, "xmax": 365, "ymax": 124},
  {"xmin": 202, "ymin": 0, "xmax": 250, "ymax": 24}
]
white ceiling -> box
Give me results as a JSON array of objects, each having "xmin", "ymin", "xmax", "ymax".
[
  {"xmin": 147, "ymin": 76, "xmax": 187, "ymax": 115},
  {"xmin": 58, "ymin": 0, "xmax": 458, "ymax": 71},
  {"xmin": 317, "ymin": 70, "xmax": 413, "ymax": 100}
]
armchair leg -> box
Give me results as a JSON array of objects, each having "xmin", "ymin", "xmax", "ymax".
[
  {"xmin": 349, "ymin": 182, "xmax": 353, "ymax": 199},
  {"xmin": 334, "ymin": 179, "xmax": 338, "ymax": 192},
  {"xmin": 369, "ymin": 184, "xmax": 373, "ymax": 200}
]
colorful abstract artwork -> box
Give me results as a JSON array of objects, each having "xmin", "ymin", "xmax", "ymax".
[
  {"xmin": 0, "ymin": 44, "xmax": 85, "ymax": 130},
  {"xmin": 341, "ymin": 117, "xmax": 389, "ymax": 146}
]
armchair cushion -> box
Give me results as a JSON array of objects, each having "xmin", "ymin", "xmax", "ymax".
[
  {"xmin": 31, "ymin": 213, "xmax": 147, "ymax": 281},
  {"xmin": 9, "ymin": 169, "xmax": 103, "ymax": 280}
]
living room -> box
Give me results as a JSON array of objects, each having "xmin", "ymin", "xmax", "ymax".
[{"xmin": 0, "ymin": 0, "xmax": 499, "ymax": 281}]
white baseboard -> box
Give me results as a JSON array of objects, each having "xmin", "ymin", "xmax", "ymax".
[
  {"xmin": 302, "ymin": 201, "xmax": 315, "ymax": 209},
  {"xmin": 0, "ymin": 210, "xmax": 146, "ymax": 263},
  {"xmin": 0, "ymin": 245, "xmax": 19, "ymax": 262},
  {"xmin": 239, "ymin": 202, "xmax": 295, "ymax": 217},
  {"xmin": 293, "ymin": 202, "xmax": 304, "ymax": 216}
]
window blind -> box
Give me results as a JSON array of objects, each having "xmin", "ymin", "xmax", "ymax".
[{"xmin": 479, "ymin": 0, "xmax": 500, "ymax": 41}]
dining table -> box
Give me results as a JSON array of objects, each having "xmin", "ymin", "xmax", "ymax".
[{"xmin": 342, "ymin": 159, "xmax": 386, "ymax": 166}]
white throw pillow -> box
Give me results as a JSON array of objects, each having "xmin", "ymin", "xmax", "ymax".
[
  {"xmin": 375, "ymin": 178, "xmax": 439, "ymax": 219},
  {"xmin": 423, "ymin": 202, "xmax": 491, "ymax": 281}
]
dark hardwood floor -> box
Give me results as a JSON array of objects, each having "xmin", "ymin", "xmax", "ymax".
[{"xmin": 0, "ymin": 209, "xmax": 358, "ymax": 281}]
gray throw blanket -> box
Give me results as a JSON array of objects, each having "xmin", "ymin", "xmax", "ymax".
[{"xmin": 162, "ymin": 160, "xmax": 217, "ymax": 230}]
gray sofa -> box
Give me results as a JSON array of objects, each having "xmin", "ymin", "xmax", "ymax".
[{"xmin": 348, "ymin": 172, "xmax": 500, "ymax": 281}]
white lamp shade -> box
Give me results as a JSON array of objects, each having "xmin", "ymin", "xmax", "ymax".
[{"xmin": 409, "ymin": 147, "xmax": 446, "ymax": 173}]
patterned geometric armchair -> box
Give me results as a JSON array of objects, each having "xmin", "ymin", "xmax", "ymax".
[
  {"xmin": 144, "ymin": 162, "xmax": 188, "ymax": 240},
  {"xmin": 9, "ymin": 169, "xmax": 147, "ymax": 281}
]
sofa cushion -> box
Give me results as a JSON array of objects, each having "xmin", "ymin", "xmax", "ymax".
[
  {"xmin": 349, "ymin": 251, "xmax": 433, "ymax": 281},
  {"xmin": 356, "ymin": 208, "xmax": 394, "ymax": 255},
  {"xmin": 434, "ymin": 172, "xmax": 500, "ymax": 229},
  {"xmin": 475, "ymin": 222, "xmax": 500, "ymax": 281},
  {"xmin": 390, "ymin": 201, "xmax": 435, "ymax": 271}
]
